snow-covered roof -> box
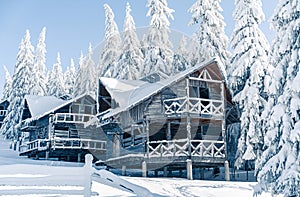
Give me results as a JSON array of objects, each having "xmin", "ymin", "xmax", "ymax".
[
  {"xmin": 101, "ymin": 58, "xmax": 223, "ymax": 119},
  {"xmin": 24, "ymin": 92, "xmax": 96, "ymax": 121},
  {"xmin": 0, "ymin": 99, "xmax": 9, "ymax": 105},
  {"xmin": 24, "ymin": 95, "xmax": 66, "ymax": 117}
]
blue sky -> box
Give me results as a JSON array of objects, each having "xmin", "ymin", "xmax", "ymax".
[{"xmin": 0, "ymin": 0, "xmax": 277, "ymax": 97}]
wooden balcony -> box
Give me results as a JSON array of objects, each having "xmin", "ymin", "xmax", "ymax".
[
  {"xmin": 147, "ymin": 139, "xmax": 225, "ymax": 159},
  {"xmin": 52, "ymin": 113, "xmax": 97, "ymax": 125},
  {"xmin": 0, "ymin": 110, "xmax": 7, "ymax": 116},
  {"xmin": 20, "ymin": 138, "xmax": 107, "ymax": 155},
  {"xmin": 164, "ymin": 97, "xmax": 224, "ymax": 117},
  {"xmin": 52, "ymin": 138, "xmax": 106, "ymax": 150},
  {"xmin": 20, "ymin": 139, "xmax": 49, "ymax": 153}
]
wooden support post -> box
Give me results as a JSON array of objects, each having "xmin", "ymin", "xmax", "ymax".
[
  {"xmin": 77, "ymin": 153, "xmax": 82, "ymax": 162},
  {"xmin": 200, "ymin": 168, "xmax": 204, "ymax": 180},
  {"xmin": 225, "ymin": 160, "xmax": 230, "ymax": 181},
  {"xmin": 187, "ymin": 116, "xmax": 192, "ymax": 156},
  {"xmin": 167, "ymin": 121, "xmax": 171, "ymax": 140},
  {"xmin": 45, "ymin": 151, "xmax": 49, "ymax": 160},
  {"xmin": 186, "ymin": 159, "xmax": 193, "ymax": 180},
  {"xmin": 179, "ymin": 169, "xmax": 183, "ymax": 177},
  {"xmin": 154, "ymin": 170, "xmax": 158, "ymax": 177},
  {"xmin": 163, "ymin": 166, "xmax": 168, "ymax": 177},
  {"xmin": 142, "ymin": 161, "xmax": 147, "ymax": 177},
  {"xmin": 122, "ymin": 165, "xmax": 126, "ymax": 176},
  {"xmin": 186, "ymin": 78, "xmax": 192, "ymax": 157},
  {"xmin": 146, "ymin": 119, "xmax": 150, "ymax": 158}
]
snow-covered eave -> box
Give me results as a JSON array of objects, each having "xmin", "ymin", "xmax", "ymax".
[
  {"xmin": 102, "ymin": 58, "xmax": 222, "ymax": 119},
  {"xmin": 24, "ymin": 92, "xmax": 96, "ymax": 123},
  {"xmin": 0, "ymin": 99, "xmax": 9, "ymax": 105}
]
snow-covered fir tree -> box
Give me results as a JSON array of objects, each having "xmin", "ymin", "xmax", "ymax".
[
  {"xmin": 187, "ymin": 33, "xmax": 201, "ymax": 67},
  {"xmin": 116, "ymin": 2, "xmax": 143, "ymax": 80},
  {"xmin": 64, "ymin": 58, "xmax": 76, "ymax": 96},
  {"xmin": 229, "ymin": 0, "xmax": 271, "ymax": 170},
  {"xmin": 81, "ymin": 43, "xmax": 97, "ymax": 96},
  {"xmin": 0, "ymin": 30, "xmax": 34, "ymax": 139},
  {"xmin": 188, "ymin": 0, "xmax": 229, "ymax": 75},
  {"xmin": 142, "ymin": 0, "xmax": 174, "ymax": 76},
  {"xmin": 2, "ymin": 65, "xmax": 12, "ymax": 101},
  {"xmin": 73, "ymin": 52, "xmax": 85, "ymax": 97},
  {"xmin": 99, "ymin": 4, "xmax": 121, "ymax": 78},
  {"xmin": 47, "ymin": 52, "xmax": 66, "ymax": 98},
  {"xmin": 171, "ymin": 35, "xmax": 189, "ymax": 74},
  {"xmin": 256, "ymin": 0, "xmax": 300, "ymax": 196},
  {"xmin": 30, "ymin": 27, "xmax": 47, "ymax": 96}
]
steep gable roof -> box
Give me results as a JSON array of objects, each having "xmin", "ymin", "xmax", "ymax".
[
  {"xmin": 24, "ymin": 92, "xmax": 96, "ymax": 122},
  {"xmin": 100, "ymin": 58, "xmax": 224, "ymax": 119}
]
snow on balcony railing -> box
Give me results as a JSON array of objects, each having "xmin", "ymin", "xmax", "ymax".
[
  {"xmin": 0, "ymin": 110, "xmax": 7, "ymax": 116},
  {"xmin": 52, "ymin": 138, "xmax": 106, "ymax": 151},
  {"xmin": 147, "ymin": 139, "xmax": 225, "ymax": 158},
  {"xmin": 20, "ymin": 139, "xmax": 49, "ymax": 153},
  {"xmin": 190, "ymin": 140, "xmax": 225, "ymax": 158},
  {"xmin": 164, "ymin": 97, "xmax": 224, "ymax": 116},
  {"xmin": 20, "ymin": 138, "xmax": 106, "ymax": 154},
  {"xmin": 52, "ymin": 113, "xmax": 96, "ymax": 124}
]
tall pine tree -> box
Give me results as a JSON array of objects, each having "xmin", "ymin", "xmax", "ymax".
[
  {"xmin": 0, "ymin": 30, "xmax": 34, "ymax": 139},
  {"xmin": 142, "ymin": 0, "xmax": 174, "ymax": 76},
  {"xmin": 188, "ymin": 0, "xmax": 229, "ymax": 75},
  {"xmin": 73, "ymin": 52, "xmax": 85, "ymax": 97},
  {"xmin": 64, "ymin": 58, "xmax": 76, "ymax": 96},
  {"xmin": 171, "ymin": 35, "xmax": 189, "ymax": 74},
  {"xmin": 82, "ymin": 43, "xmax": 97, "ymax": 96},
  {"xmin": 99, "ymin": 4, "xmax": 122, "ymax": 78},
  {"xmin": 229, "ymin": 0, "xmax": 271, "ymax": 170},
  {"xmin": 2, "ymin": 65, "xmax": 12, "ymax": 101},
  {"xmin": 256, "ymin": 0, "xmax": 300, "ymax": 196},
  {"xmin": 116, "ymin": 2, "xmax": 143, "ymax": 80},
  {"xmin": 30, "ymin": 27, "xmax": 47, "ymax": 96},
  {"xmin": 47, "ymin": 52, "xmax": 65, "ymax": 98}
]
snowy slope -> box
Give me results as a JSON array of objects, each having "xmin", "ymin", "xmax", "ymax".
[{"xmin": 0, "ymin": 136, "xmax": 279, "ymax": 197}]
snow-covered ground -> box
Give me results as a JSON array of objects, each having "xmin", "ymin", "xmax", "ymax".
[{"xmin": 0, "ymin": 137, "xmax": 278, "ymax": 197}]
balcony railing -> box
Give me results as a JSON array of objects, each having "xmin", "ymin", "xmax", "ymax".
[
  {"xmin": 147, "ymin": 139, "xmax": 225, "ymax": 158},
  {"xmin": 52, "ymin": 113, "xmax": 96, "ymax": 124},
  {"xmin": 0, "ymin": 110, "xmax": 7, "ymax": 116},
  {"xmin": 52, "ymin": 138, "xmax": 106, "ymax": 150},
  {"xmin": 164, "ymin": 97, "xmax": 224, "ymax": 117},
  {"xmin": 20, "ymin": 139, "xmax": 49, "ymax": 153},
  {"xmin": 20, "ymin": 138, "xmax": 107, "ymax": 154}
]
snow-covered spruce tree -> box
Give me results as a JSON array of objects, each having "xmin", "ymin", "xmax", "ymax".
[
  {"xmin": 116, "ymin": 2, "xmax": 143, "ymax": 80},
  {"xmin": 229, "ymin": 0, "xmax": 271, "ymax": 170},
  {"xmin": 171, "ymin": 35, "xmax": 189, "ymax": 74},
  {"xmin": 0, "ymin": 30, "xmax": 34, "ymax": 139},
  {"xmin": 188, "ymin": 0, "xmax": 229, "ymax": 75},
  {"xmin": 187, "ymin": 33, "xmax": 201, "ymax": 67},
  {"xmin": 142, "ymin": 0, "xmax": 174, "ymax": 76},
  {"xmin": 99, "ymin": 4, "xmax": 121, "ymax": 78},
  {"xmin": 30, "ymin": 27, "xmax": 47, "ymax": 96},
  {"xmin": 81, "ymin": 43, "xmax": 97, "ymax": 96},
  {"xmin": 47, "ymin": 52, "xmax": 66, "ymax": 98},
  {"xmin": 64, "ymin": 58, "xmax": 76, "ymax": 96},
  {"xmin": 256, "ymin": 1, "xmax": 300, "ymax": 196},
  {"xmin": 2, "ymin": 65, "xmax": 12, "ymax": 101},
  {"xmin": 73, "ymin": 52, "xmax": 85, "ymax": 97}
]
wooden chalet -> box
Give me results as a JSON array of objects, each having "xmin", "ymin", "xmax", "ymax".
[
  {"xmin": 97, "ymin": 58, "xmax": 237, "ymax": 179},
  {"xmin": 19, "ymin": 93, "xmax": 107, "ymax": 162},
  {"xmin": 0, "ymin": 99, "xmax": 9, "ymax": 128}
]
